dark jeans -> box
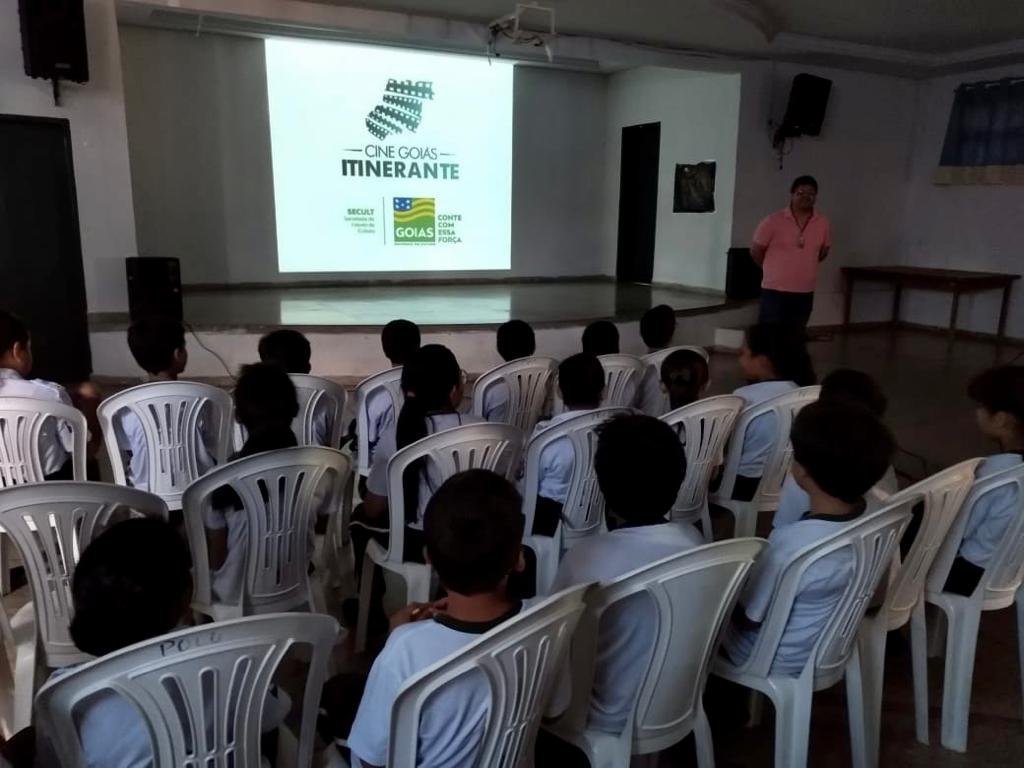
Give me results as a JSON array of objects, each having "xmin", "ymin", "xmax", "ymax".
[{"xmin": 759, "ymin": 289, "xmax": 814, "ymax": 328}]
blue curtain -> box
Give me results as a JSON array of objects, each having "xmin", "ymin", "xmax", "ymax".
[{"xmin": 940, "ymin": 77, "xmax": 1024, "ymax": 168}]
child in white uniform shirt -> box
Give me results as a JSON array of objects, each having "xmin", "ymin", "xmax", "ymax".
[
  {"xmin": 0, "ymin": 311, "xmax": 77, "ymax": 479},
  {"xmin": 637, "ymin": 304, "xmax": 677, "ymax": 415},
  {"xmin": 729, "ymin": 323, "xmax": 816, "ymax": 501},
  {"xmin": 529, "ymin": 353, "xmax": 605, "ymax": 537},
  {"xmin": 257, "ymin": 328, "xmax": 332, "ymax": 446},
  {"xmin": 112, "ymin": 317, "xmax": 216, "ymax": 491},
  {"xmin": 942, "ymin": 366, "xmax": 1024, "ymax": 596},
  {"xmin": 660, "ymin": 348, "xmax": 710, "ymax": 416},
  {"xmin": 549, "ymin": 414, "xmax": 703, "ymax": 734},
  {"xmin": 722, "ymin": 401, "xmax": 895, "ymax": 675},
  {"xmin": 480, "ymin": 319, "xmax": 536, "ymax": 423},
  {"xmin": 341, "ymin": 470, "xmax": 529, "ymax": 768}
]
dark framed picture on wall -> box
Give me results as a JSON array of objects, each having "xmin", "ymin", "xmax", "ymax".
[{"xmin": 673, "ymin": 161, "xmax": 717, "ymax": 213}]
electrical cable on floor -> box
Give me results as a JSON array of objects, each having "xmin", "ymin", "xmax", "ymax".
[{"xmin": 184, "ymin": 322, "xmax": 236, "ymax": 381}]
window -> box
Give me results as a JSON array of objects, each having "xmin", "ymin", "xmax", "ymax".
[{"xmin": 936, "ymin": 77, "xmax": 1024, "ymax": 185}]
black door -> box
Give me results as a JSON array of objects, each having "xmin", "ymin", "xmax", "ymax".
[
  {"xmin": 0, "ymin": 115, "xmax": 91, "ymax": 382},
  {"xmin": 616, "ymin": 122, "xmax": 661, "ymax": 284}
]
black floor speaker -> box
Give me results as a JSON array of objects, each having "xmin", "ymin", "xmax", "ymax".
[
  {"xmin": 726, "ymin": 248, "xmax": 762, "ymax": 301},
  {"xmin": 126, "ymin": 257, "xmax": 182, "ymax": 322}
]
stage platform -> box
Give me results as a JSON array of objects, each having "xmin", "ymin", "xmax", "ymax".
[{"xmin": 90, "ymin": 280, "xmax": 757, "ymax": 381}]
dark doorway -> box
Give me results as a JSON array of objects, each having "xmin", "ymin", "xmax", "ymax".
[
  {"xmin": 616, "ymin": 121, "xmax": 661, "ymax": 284},
  {"xmin": 0, "ymin": 115, "xmax": 91, "ymax": 382}
]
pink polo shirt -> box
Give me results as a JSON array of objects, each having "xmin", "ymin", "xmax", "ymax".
[{"xmin": 752, "ymin": 207, "xmax": 831, "ymax": 294}]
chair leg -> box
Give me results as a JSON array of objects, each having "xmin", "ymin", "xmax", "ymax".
[
  {"xmin": 910, "ymin": 601, "xmax": 930, "ymax": 745},
  {"xmin": 853, "ymin": 621, "xmax": 886, "ymax": 767},
  {"xmin": 12, "ymin": 640, "xmax": 34, "ymax": 733},
  {"xmin": 0, "ymin": 534, "xmax": 11, "ymax": 597},
  {"xmin": 700, "ymin": 504, "xmax": 714, "ymax": 543},
  {"xmin": 733, "ymin": 503, "xmax": 757, "ymax": 539},
  {"xmin": 747, "ymin": 690, "xmax": 765, "ymax": 727},
  {"xmin": 771, "ymin": 684, "xmax": 813, "ymax": 768},
  {"xmin": 939, "ymin": 603, "xmax": 981, "ymax": 752},
  {"xmin": 354, "ymin": 554, "xmax": 376, "ymax": 654},
  {"xmin": 1015, "ymin": 592, "xmax": 1024, "ymax": 726},
  {"xmin": 693, "ymin": 704, "xmax": 716, "ymax": 768},
  {"xmin": 846, "ymin": 644, "xmax": 873, "ymax": 768}
]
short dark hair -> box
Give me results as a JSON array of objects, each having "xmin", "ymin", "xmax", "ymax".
[
  {"xmin": 559, "ymin": 353, "xmax": 604, "ymax": 408},
  {"xmin": 258, "ymin": 329, "xmax": 311, "ymax": 374},
  {"xmin": 233, "ymin": 362, "xmax": 299, "ymax": 433},
  {"xmin": 127, "ymin": 316, "xmax": 186, "ymax": 376},
  {"xmin": 423, "ymin": 470, "xmax": 524, "ymax": 595},
  {"xmin": 791, "ymin": 175, "xmax": 819, "ymax": 193},
  {"xmin": 0, "ymin": 311, "xmax": 29, "ymax": 357},
  {"xmin": 745, "ymin": 323, "xmax": 817, "ymax": 386},
  {"xmin": 791, "ymin": 401, "xmax": 894, "ymax": 503},
  {"xmin": 70, "ymin": 518, "xmax": 192, "ymax": 657},
  {"xmin": 595, "ymin": 414, "xmax": 685, "ymax": 523},
  {"xmin": 640, "ymin": 305, "xmax": 676, "ymax": 349},
  {"xmin": 381, "ymin": 319, "xmax": 421, "ymax": 365},
  {"xmin": 581, "ymin": 320, "xmax": 619, "ymax": 356},
  {"xmin": 968, "ymin": 366, "xmax": 1024, "ymax": 424},
  {"xmin": 496, "ymin": 320, "xmax": 536, "ymax": 361},
  {"xmin": 821, "ymin": 369, "xmax": 887, "ymax": 418},
  {"xmin": 660, "ymin": 349, "xmax": 709, "ymax": 410}
]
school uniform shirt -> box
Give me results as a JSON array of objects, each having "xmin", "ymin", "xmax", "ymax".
[
  {"xmin": 366, "ymin": 412, "xmax": 484, "ymax": 528},
  {"xmin": 481, "ymin": 380, "xmax": 511, "ymax": 424},
  {"xmin": 348, "ymin": 602, "xmax": 529, "ymax": 768},
  {"xmin": 364, "ymin": 389, "xmax": 397, "ymax": 470},
  {"xmin": 549, "ymin": 522, "xmax": 704, "ymax": 733},
  {"xmin": 112, "ymin": 407, "xmax": 217, "ymax": 491},
  {"xmin": 722, "ymin": 503, "xmax": 866, "ymax": 676},
  {"xmin": 528, "ymin": 409, "xmax": 597, "ymax": 504},
  {"xmin": 731, "ymin": 380, "xmax": 799, "ymax": 478},
  {"xmin": 772, "ymin": 467, "xmax": 899, "ymax": 529},
  {"xmin": 0, "ymin": 368, "xmax": 75, "ymax": 475},
  {"xmin": 958, "ymin": 452, "xmax": 1024, "ymax": 569}
]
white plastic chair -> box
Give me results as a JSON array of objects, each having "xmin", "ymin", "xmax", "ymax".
[
  {"xmin": 354, "ymin": 367, "xmax": 404, "ymax": 479},
  {"xmin": 182, "ymin": 446, "xmax": 349, "ymax": 621},
  {"xmin": 712, "ymin": 501, "xmax": 912, "ymax": 768},
  {"xmin": 856, "ymin": 458, "xmax": 979, "ymax": 756},
  {"xmin": 0, "ymin": 481, "xmax": 167, "ymax": 731},
  {"xmin": 355, "ymin": 423, "xmax": 524, "ymax": 652},
  {"xmin": 387, "ymin": 584, "xmax": 589, "ymax": 768},
  {"xmin": 233, "ymin": 373, "xmax": 348, "ymax": 452},
  {"xmin": 596, "ymin": 354, "xmax": 646, "ymax": 408},
  {"xmin": 544, "ymin": 539, "xmax": 766, "ymax": 768},
  {"xmin": 641, "ymin": 346, "xmax": 711, "ymax": 415},
  {"xmin": 98, "ymin": 382, "xmax": 233, "ymax": 511},
  {"xmin": 35, "ymin": 613, "xmax": 339, "ymax": 768},
  {"xmin": 709, "ymin": 386, "xmax": 821, "ymax": 538},
  {"xmin": 661, "ymin": 395, "xmax": 745, "ymax": 542},
  {"xmin": 471, "ymin": 356, "xmax": 559, "ymax": 434},
  {"xmin": 912, "ymin": 461, "xmax": 1024, "ymax": 751}
]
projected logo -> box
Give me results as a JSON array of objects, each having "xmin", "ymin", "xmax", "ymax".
[
  {"xmin": 366, "ymin": 80, "xmax": 435, "ymax": 140},
  {"xmin": 393, "ymin": 197, "xmax": 436, "ymax": 244}
]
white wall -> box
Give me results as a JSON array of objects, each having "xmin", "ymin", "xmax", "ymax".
[
  {"xmin": 119, "ymin": 26, "xmax": 609, "ymax": 285},
  {"xmin": 900, "ymin": 64, "xmax": 1024, "ymax": 339},
  {"xmin": 0, "ymin": 0, "xmax": 136, "ymax": 313},
  {"xmin": 602, "ymin": 67, "xmax": 741, "ymax": 291}
]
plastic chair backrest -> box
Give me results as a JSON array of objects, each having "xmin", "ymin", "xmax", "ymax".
[
  {"xmin": 0, "ymin": 482, "xmax": 168, "ymax": 667},
  {"xmin": 596, "ymin": 354, "xmax": 646, "ymax": 408},
  {"xmin": 641, "ymin": 345, "xmax": 710, "ymax": 372},
  {"xmin": 382, "ymin": 423, "xmax": 523, "ymax": 563},
  {"xmin": 0, "ymin": 398, "xmax": 87, "ymax": 485},
  {"xmin": 927, "ymin": 461, "xmax": 1024, "ymax": 605},
  {"xmin": 35, "ymin": 613, "xmax": 339, "ymax": 768},
  {"xmin": 881, "ymin": 458, "xmax": 980, "ymax": 626},
  {"xmin": 521, "ymin": 408, "xmax": 631, "ymax": 541},
  {"xmin": 717, "ymin": 386, "xmax": 821, "ymax": 510},
  {"xmin": 557, "ymin": 539, "xmax": 765, "ymax": 752},
  {"xmin": 354, "ymin": 367, "xmax": 404, "ymax": 477},
  {"xmin": 183, "ymin": 446, "xmax": 349, "ymax": 614},
  {"xmin": 471, "ymin": 357, "xmax": 559, "ymax": 433},
  {"xmin": 98, "ymin": 382, "xmax": 233, "ymax": 509},
  {"xmin": 289, "ymin": 374, "xmax": 346, "ymax": 446},
  {"xmin": 388, "ymin": 584, "xmax": 589, "ymax": 768},
  {"xmin": 661, "ymin": 396, "xmax": 745, "ymax": 516},
  {"xmin": 737, "ymin": 500, "xmax": 913, "ymax": 686}
]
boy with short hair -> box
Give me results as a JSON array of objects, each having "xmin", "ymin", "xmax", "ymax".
[
  {"xmin": 581, "ymin": 320, "xmax": 619, "ymax": 356},
  {"xmin": 549, "ymin": 414, "xmax": 703, "ymax": 733},
  {"xmin": 722, "ymin": 401, "xmax": 895, "ymax": 675},
  {"xmin": 482, "ymin": 319, "xmax": 537, "ymax": 423},
  {"xmin": 257, "ymin": 328, "xmax": 332, "ymax": 447},
  {"xmin": 638, "ymin": 304, "xmax": 678, "ymax": 416},
  {"xmin": 362, "ymin": 319, "xmax": 422, "ymax": 466},
  {"xmin": 346, "ymin": 469, "xmax": 528, "ymax": 768}
]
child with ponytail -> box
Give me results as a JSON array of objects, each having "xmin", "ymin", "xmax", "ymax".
[{"xmin": 660, "ymin": 349, "xmax": 710, "ymax": 412}]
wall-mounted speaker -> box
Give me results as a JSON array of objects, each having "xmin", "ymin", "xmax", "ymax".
[
  {"xmin": 782, "ymin": 74, "xmax": 832, "ymax": 137},
  {"xmin": 126, "ymin": 257, "xmax": 183, "ymax": 323},
  {"xmin": 18, "ymin": 0, "xmax": 89, "ymax": 83}
]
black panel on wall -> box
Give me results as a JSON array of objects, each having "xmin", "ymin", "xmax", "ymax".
[{"xmin": 0, "ymin": 115, "xmax": 91, "ymax": 382}]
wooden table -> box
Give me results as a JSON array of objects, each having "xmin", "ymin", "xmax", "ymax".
[{"xmin": 841, "ymin": 266, "xmax": 1020, "ymax": 341}]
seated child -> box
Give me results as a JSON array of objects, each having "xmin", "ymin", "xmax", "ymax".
[
  {"xmin": 549, "ymin": 414, "xmax": 703, "ymax": 733},
  {"xmin": 637, "ymin": 304, "xmax": 678, "ymax": 415},
  {"xmin": 774, "ymin": 368, "xmax": 896, "ymax": 528},
  {"xmin": 581, "ymin": 320, "xmax": 619, "ymax": 356},
  {"xmin": 346, "ymin": 469, "xmax": 528, "ymax": 768},
  {"xmin": 112, "ymin": 315, "xmax": 216, "ymax": 490},
  {"xmin": 203, "ymin": 363, "xmax": 300, "ymax": 604},
  {"xmin": 0, "ymin": 310, "xmax": 77, "ymax": 479},
  {"xmin": 481, "ymin": 319, "xmax": 537, "ymax": 423},
  {"xmin": 258, "ymin": 328, "xmax": 332, "ymax": 446},
  {"xmin": 529, "ymin": 353, "xmax": 605, "ymax": 536},
  {"xmin": 660, "ymin": 348, "xmax": 710, "ymax": 416},
  {"xmin": 944, "ymin": 365, "xmax": 1024, "ymax": 596},
  {"xmin": 362, "ymin": 319, "xmax": 421, "ymax": 467},
  {"xmin": 722, "ymin": 401, "xmax": 894, "ymax": 675},
  {"xmin": 729, "ymin": 323, "xmax": 816, "ymax": 501}
]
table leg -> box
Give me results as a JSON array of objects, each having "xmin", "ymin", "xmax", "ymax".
[
  {"xmin": 998, "ymin": 284, "xmax": 1013, "ymax": 341},
  {"xmin": 843, "ymin": 277, "xmax": 854, "ymax": 327},
  {"xmin": 892, "ymin": 284, "xmax": 903, "ymax": 325},
  {"xmin": 949, "ymin": 290, "xmax": 960, "ymax": 341}
]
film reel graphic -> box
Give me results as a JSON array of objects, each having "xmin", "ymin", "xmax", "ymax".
[{"xmin": 365, "ymin": 80, "xmax": 434, "ymax": 140}]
